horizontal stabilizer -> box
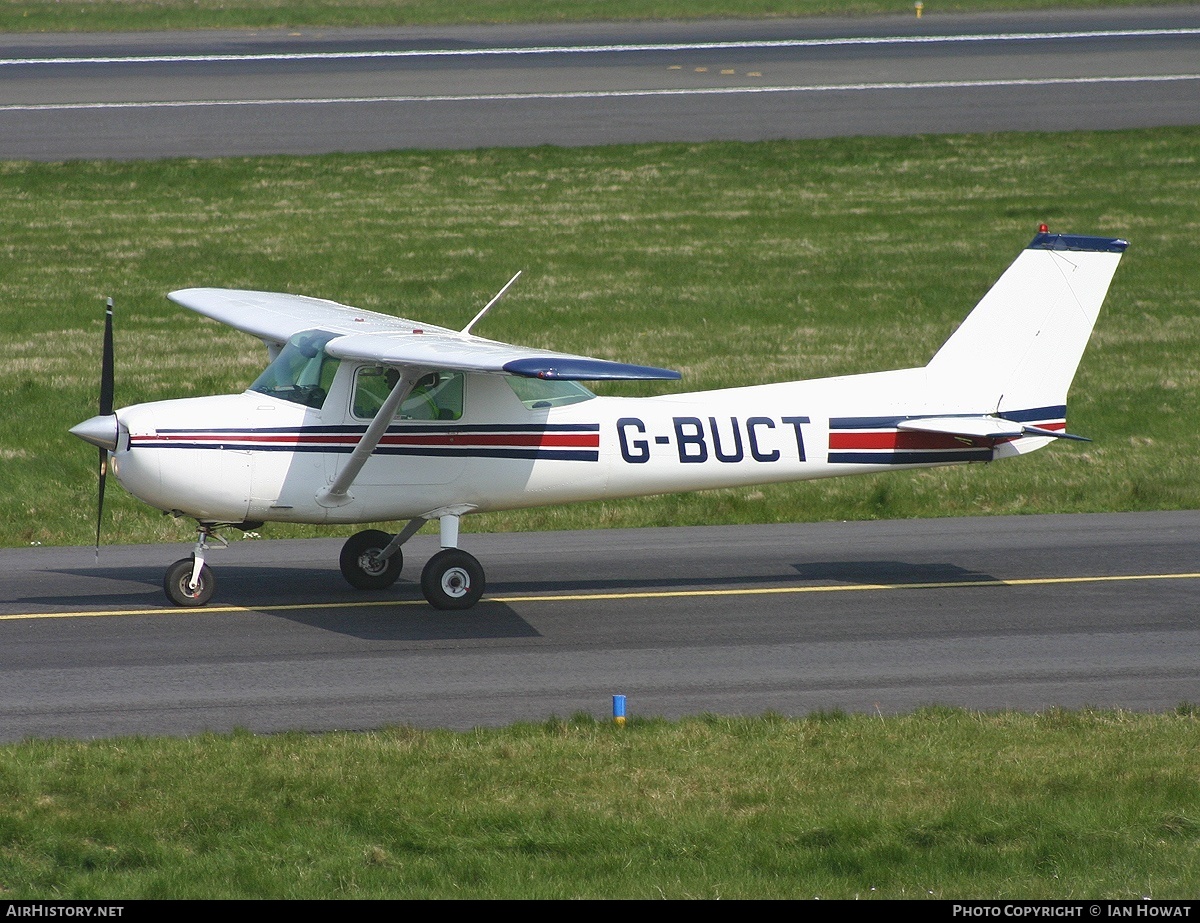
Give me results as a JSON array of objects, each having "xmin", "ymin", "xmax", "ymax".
[
  {"xmin": 897, "ymin": 416, "xmax": 1090, "ymax": 442},
  {"xmin": 1020, "ymin": 424, "xmax": 1091, "ymax": 443},
  {"xmin": 897, "ymin": 416, "xmax": 1024, "ymax": 439}
]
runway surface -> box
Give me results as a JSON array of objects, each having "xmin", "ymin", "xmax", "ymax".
[
  {"xmin": 2, "ymin": 7, "xmax": 1199, "ymax": 159},
  {"xmin": 1, "ymin": 512, "xmax": 1197, "ymax": 741}
]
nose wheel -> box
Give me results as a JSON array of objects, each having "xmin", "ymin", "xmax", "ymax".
[
  {"xmin": 164, "ymin": 556, "xmax": 215, "ymax": 607},
  {"xmin": 421, "ymin": 549, "xmax": 485, "ymax": 610},
  {"xmin": 162, "ymin": 522, "xmax": 228, "ymax": 607}
]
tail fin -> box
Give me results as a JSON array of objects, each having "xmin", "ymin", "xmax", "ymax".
[{"xmin": 924, "ymin": 232, "xmax": 1127, "ymax": 423}]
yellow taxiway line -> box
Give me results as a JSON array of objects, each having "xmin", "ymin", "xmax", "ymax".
[{"xmin": 3, "ymin": 571, "xmax": 1200, "ymax": 621}]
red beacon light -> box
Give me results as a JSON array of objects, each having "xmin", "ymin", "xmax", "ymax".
[{"xmin": 1038, "ymin": 223, "xmax": 1049, "ymax": 233}]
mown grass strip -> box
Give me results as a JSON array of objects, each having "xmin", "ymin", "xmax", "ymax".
[
  {"xmin": 4, "ymin": 129, "xmax": 1198, "ymax": 548},
  {"xmin": 2, "ymin": 1, "xmax": 1190, "ymax": 34},
  {"xmin": 0, "ymin": 709, "xmax": 1197, "ymax": 898}
]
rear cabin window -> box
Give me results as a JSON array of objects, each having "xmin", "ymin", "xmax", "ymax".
[
  {"xmin": 504, "ymin": 376, "xmax": 594, "ymax": 409},
  {"xmin": 353, "ymin": 368, "xmax": 464, "ymax": 421}
]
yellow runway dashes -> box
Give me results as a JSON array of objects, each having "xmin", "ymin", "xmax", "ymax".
[{"xmin": 4, "ymin": 571, "xmax": 1199, "ymax": 621}]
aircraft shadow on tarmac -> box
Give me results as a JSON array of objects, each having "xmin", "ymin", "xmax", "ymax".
[
  {"xmin": 27, "ymin": 559, "xmax": 999, "ymax": 643},
  {"xmin": 39, "ymin": 558, "xmax": 999, "ymax": 607},
  {"xmin": 789, "ymin": 560, "xmax": 998, "ymax": 585},
  {"xmin": 42, "ymin": 554, "xmax": 993, "ymax": 597}
]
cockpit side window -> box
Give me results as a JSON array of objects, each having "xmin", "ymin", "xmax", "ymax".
[
  {"xmin": 504, "ymin": 376, "xmax": 594, "ymax": 409},
  {"xmin": 249, "ymin": 330, "xmax": 340, "ymax": 409},
  {"xmin": 353, "ymin": 368, "xmax": 464, "ymax": 421}
]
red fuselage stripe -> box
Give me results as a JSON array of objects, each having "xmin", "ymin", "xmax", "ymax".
[{"xmin": 135, "ymin": 432, "xmax": 600, "ymax": 448}]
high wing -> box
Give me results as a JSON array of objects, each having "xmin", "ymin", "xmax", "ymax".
[
  {"xmin": 168, "ymin": 287, "xmax": 680, "ymax": 381},
  {"xmin": 325, "ymin": 332, "xmax": 681, "ymax": 381},
  {"xmin": 167, "ymin": 287, "xmax": 437, "ymax": 346}
]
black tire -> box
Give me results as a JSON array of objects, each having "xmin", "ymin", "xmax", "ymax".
[
  {"xmin": 340, "ymin": 529, "xmax": 403, "ymax": 590},
  {"xmin": 164, "ymin": 557, "xmax": 215, "ymax": 607},
  {"xmin": 420, "ymin": 549, "xmax": 485, "ymax": 610}
]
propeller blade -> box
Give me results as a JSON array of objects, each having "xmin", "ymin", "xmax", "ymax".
[
  {"xmin": 95, "ymin": 297, "xmax": 114, "ymax": 562},
  {"xmin": 95, "ymin": 447, "xmax": 107, "ymax": 563},
  {"xmin": 99, "ymin": 297, "xmax": 114, "ymax": 417}
]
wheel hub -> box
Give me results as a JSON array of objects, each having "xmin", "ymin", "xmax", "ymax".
[{"xmin": 441, "ymin": 567, "xmax": 470, "ymax": 597}]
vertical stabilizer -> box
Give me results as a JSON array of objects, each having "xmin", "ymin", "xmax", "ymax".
[{"xmin": 924, "ymin": 232, "xmax": 1126, "ymax": 417}]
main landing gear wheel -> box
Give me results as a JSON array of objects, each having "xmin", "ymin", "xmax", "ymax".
[
  {"xmin": 421, "ymin": 549, "xmax": 485, "ymax": 610},
  {"xmin": 340, "ymin": 529, "xmax": 403, "ymax": 590},
  {"xmin": 164, "ymin": 557, "xmax": 215, "ymax": 607}
]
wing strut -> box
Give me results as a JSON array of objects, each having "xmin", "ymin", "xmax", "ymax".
[{"xmin": 316, "ymin": 368, "xmax": 427, "ymax": 508}]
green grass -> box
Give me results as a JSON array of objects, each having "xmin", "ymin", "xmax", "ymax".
[
  {"xmin": 3, "ymin": 129, "xmax": 1198, "ymax": 548},
  {"xmin": 2, "ymin": 0, "xmax": 1195, "ymax": 34},
  {"xmin": 0, "ymin": 708, "xmax": 1197, "ymax": 898}
]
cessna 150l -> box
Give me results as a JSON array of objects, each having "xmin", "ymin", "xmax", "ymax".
[{"xmin": 71, "ymin": 229, "xmax": 1127, "ymax": 610}]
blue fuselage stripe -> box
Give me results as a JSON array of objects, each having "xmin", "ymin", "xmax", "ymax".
[{"xmin": 829, "ymin": 449, "xmax": 994, "ymax": 465}]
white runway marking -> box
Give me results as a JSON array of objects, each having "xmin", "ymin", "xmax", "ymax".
[
  {"xmin": 2, "ymin": 73, "xmax": 1198, "ymax": 113},
  {"xmin": 2, "ymin": 27, "xmax": 1199, "ymax": 67}
]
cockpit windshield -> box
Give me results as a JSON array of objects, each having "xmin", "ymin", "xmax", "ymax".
[{"xmin": 249, "ymin": 330, "xmax": 340, "ymax": 409}]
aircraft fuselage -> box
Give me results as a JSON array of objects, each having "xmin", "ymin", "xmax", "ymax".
[{"xmin": 109, "ymin": 362, "xmax": 1040, "ymax": 526}]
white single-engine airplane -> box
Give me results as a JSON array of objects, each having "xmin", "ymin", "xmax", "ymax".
[{"xmin": 71, "ymin": 228, "xmax": 1127, "ymax": 610}]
